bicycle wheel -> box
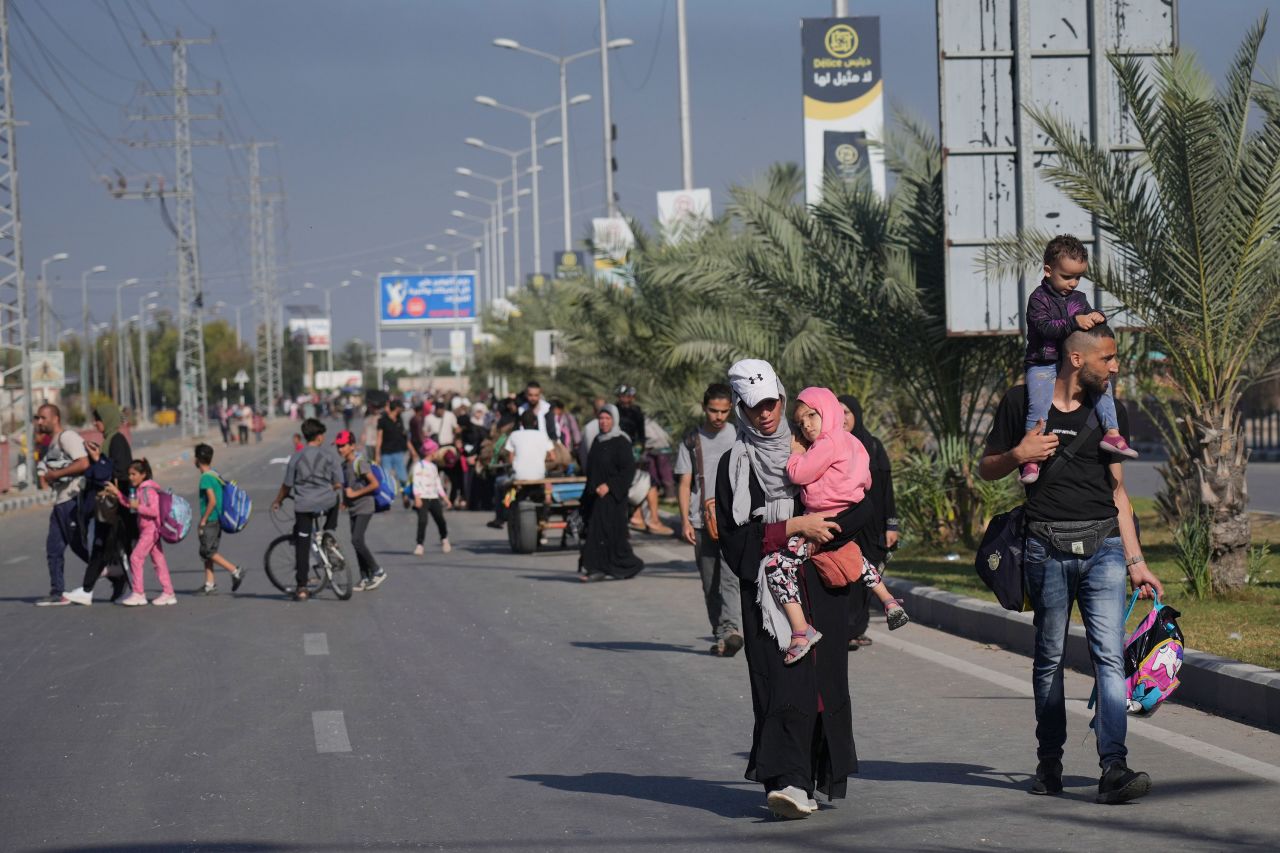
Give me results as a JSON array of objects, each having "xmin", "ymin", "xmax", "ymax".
[
  {"xmin": 264, "ymin": 533, "xmax": 327, "ymax": 595},
  {"xmin": 322, "ymin": 532, "xmax": 352, "ymax": 600}
]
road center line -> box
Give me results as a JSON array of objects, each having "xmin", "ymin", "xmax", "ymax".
[
  {"xmin": 869, "ymin": 629, "xmax": 1280, "ymax": 784},
  {"xmin": 303, "ymin": 633, "xmax": 329, "ymax": 656},
  {"xmin": 312, "ymin": 711, "xmax": 351, "ymax": 753}
]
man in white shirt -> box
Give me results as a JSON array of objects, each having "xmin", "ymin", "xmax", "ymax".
[
  {"xmin": 487, "ymin": 411, "xmax": 555, "ymax": 528},
  {"xmin": 35, "ymin": 404, "xmax": 90, "ymax": 606}
]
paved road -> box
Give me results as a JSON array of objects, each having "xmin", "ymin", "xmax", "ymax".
[
  {"xmin": 2, "ymin": 432, "xmax": 1279, "ymax": 852},
  {"xmin": 1124, "ymin": 460, "xmax": 1280, "ymax": 515}
]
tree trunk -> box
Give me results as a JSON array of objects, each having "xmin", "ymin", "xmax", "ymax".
[{"xmin": 1193, "ymin": 403, "xmax": 1251, "ymax": 592}]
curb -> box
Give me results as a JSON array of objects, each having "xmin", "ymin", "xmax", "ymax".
[
  {"xmin": 884, "ymin": 576, "xmax": 1280, "ymax": 732},
  {"xmin": 0, "ymin": 490, "xmax": 55, "ymax": 516}
]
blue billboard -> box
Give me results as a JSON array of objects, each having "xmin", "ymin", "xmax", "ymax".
[{"xmin": 376, "ymin": 272, "xmax": 477, "ymax": 327}]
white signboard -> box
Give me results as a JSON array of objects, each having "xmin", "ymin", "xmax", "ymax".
[
  {"xmin": 30, "ymin": 350, "xmax": 66, "ymax": 389},
  {"xmin": 287, "ymin": 317, "xmax": 331, "ymax": 351},
  {"xmin": 657, "ymin": 188, "xmax": 713, "ymax": 245},
  {"xmin": 449, "ymin": 329, "xmax": 467, "ymax": 374},
  {"xmin": 314, "ymin": 370, "xmax": 363, "ymax": 391},
  {"xmin": 592, "ymin": 217, "xmax": 635, "ymax": 286}
]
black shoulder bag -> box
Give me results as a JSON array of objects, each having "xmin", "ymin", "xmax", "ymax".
[{"xmin": 975, "ymin": 407, "xmax": 1099, "ymax": 611}]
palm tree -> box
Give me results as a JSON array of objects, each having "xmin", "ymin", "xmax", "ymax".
[{"xmin": 987, "ymin": 19, "xmax": 1280, "ymax": 590}]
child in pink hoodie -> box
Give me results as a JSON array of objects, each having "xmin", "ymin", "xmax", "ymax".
[
  {"xmin": 765, "ymin": 387, "xmax": 908, "ymax": 665},
  {"xmin": 109, "ymin": 458, "xmax": 176, "ymax": 606}
]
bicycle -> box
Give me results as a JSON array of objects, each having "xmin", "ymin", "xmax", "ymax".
[{"xmin": 263, "ymin": 501, "xmax": 352, "ymax": 600}]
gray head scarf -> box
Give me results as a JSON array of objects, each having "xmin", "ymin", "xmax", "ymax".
[
  {"xmin": 726, "ymin": 365, "xmax": 797, "ymax": 525},
  {"xmin": 596, "ymin": 404, "xmax": 629, "ymax": 443}
]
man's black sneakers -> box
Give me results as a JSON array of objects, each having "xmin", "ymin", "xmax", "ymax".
[
  {"xmin": 1029, "ymin": 759, "xmax": 1063, "ymax": 795},
  {"xmin": 1096, "ymin": 763, "xmax": 1151, "ymax": 804}
]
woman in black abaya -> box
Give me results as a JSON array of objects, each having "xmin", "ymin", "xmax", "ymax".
[
  {"xmin": 579, "ymin": 405, "xmax": 645, "ymax": 582},
  {"xmin": 838, "ymin": 395, "xmax": 899, "ymax": 648}
]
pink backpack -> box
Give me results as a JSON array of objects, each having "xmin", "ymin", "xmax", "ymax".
[{"xmin": 1121, "ymin": 591, "xmax": 1185, "ymax": 715}]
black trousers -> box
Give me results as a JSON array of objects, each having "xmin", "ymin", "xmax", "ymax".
[
  {"xmin": 349, "ymin": 513, "xmax": 379, "ymax": 580},
  {"xmin": 415, "ymin": 499, "xmax": 448, "ymax": 544},
  {"xmin": 294, "ymin": 506, "xmax": 339, "ymax": 586}
]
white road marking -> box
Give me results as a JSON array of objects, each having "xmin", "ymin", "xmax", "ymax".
[
  {"xmin": 312, "ymin": 711, "xmax": 351, "ymax": 753},
  {"xmin": 870, "ymin": 629, "xmax": 1280, "ymax": 784},
  {"xmin": 303, "ymin": 633, "xmax": 329, "ymax": 656},
  {"xmin": 5, "ymin": 556, "xmax": 25, "ymax": 564},
  {"xmin": 269, "ymin": 457, "xmax": 290, "ymax": 465}
]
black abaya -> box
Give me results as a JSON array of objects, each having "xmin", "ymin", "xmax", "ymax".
[
  {"xmin": 579, "ymin": 438, "xmax": 644, "ymax": 579},
  {"xmin": 715, "ymin": 452, "xmax": 870, "ymax": 800}
]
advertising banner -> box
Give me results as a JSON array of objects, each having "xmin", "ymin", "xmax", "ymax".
[
  {"xmin": 823, "ymin": 130, "xmax": 870, "ymax": 185},
  {"xmin": 554, "ymin": 250, "xmax": 588, "ymax": 279},
  {"xmin": 377, "ymin": 272, "xmax": 477, "ymax": 327},
  {"xmin": 314, "ymin": 370, "xmax": 363, "ymax": 391},
  {"xmin": 29, "ymin": 350, "xmax": 66, "ymax": 389},
  {"xmin": 527, "ymin": 273, "xmax": 550, "ymax": 289},
  {"xmin": 449, "ymin": 329, "xmax": 467, "ymax": 374},
  {"xmin": 657, "ymin": 188, "xmax": 713, "ymax": 245},
  {"xmin": 592, "ymin": 218, "xmax": 635, "ymax": 286},
  {"xmin": 801, "ymin": 17, "xmax": 885, "ymax": 204},
  {"xmin": 287, "ymin": 317, "xmax": 331, "ymax": 351}
]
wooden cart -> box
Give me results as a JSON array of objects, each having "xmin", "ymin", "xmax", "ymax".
[{"xmin": 505, "ymin": 476, "xmax": 587, "ymax": 554}]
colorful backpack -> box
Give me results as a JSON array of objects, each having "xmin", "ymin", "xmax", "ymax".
[
  {"xmin": 1089, "ymin": 590, "xmax": 1185, "ymax": 717},
  {"xmin": 216, "ymin": 473, "xmax": 253, "ymax": 533},
  {"xmin": 362, "ymin": 459, "xmax": 396, "ymax": 512},
  {"xmin": 151, "ymin": 487, "xmax": 192, "ymax": 544}
]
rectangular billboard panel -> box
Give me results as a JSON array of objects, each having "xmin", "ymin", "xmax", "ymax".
[
  {"xmin": 377, "ymin": 272, "xmax": 477, "ymax": 327},
  {"xmin": 287, "ymin": 317, "xmax": 331, "ymax": 351},
  {"xmin": 30, "ymin": 350, "xmax": 66, "ymax": 389},
  {"xmin": 657, "ymin": 188, "xmax": 713, "ymax": 245},
  {"xmin": 801, "ymin": 16, "xmax": 886, "ymax": 204},
  {"xmin": 554, "ymin": 250, "xmax": 588, "ymax": 279}
]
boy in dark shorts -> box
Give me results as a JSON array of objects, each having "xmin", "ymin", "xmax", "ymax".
[{"xmin": 194, "ymin": 443, "xmax": 245, "ymax": 594}]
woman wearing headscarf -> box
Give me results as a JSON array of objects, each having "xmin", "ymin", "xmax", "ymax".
[
  {"xmin": 73, "ymin": 402, "xmax": 134, "ymax": 602},
  {"xmin": 579, "ymin": 405, "xmax": 645, "ymax": 582},
  {"xmin": 837, "ymin": 395, "xmax": 899, "ymax": 649},
  {"xmin": 715, "ymin": 359, "xmax": 870, "ymax": 819}
]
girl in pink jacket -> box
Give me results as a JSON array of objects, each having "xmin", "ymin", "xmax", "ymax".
[
  {"xmin": 112, "ymin": 459, "xmax": 176, "ymax": 606},
  {"xmin": 766, "ymin": 387, "xmax": 908, "ymax": 665}
]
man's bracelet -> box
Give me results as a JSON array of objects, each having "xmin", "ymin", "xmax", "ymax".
[{"xmin": 1125, "ymin": 555, "xmax": 1145, "ymax": 567}]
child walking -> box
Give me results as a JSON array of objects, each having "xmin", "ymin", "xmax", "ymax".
[
  {"xmin": 412, "ymin": 440, "xmax": 452, "ymax": 556},
  {"xmin": 193, "ymin": 443, "xmax": 246, "ymax": 595},
  {"xmin": 766, "ymin": 387, "xmax": 907, "ymax": 665},
  {"xmin": 108, "ymin": 459, "xmax": 176, "ymax": 606},
  {"xmin": 1021, "ymin": 235, "xmax": 1137, "ymax": 484},
  {"xmin": 335, "ymin": 430, "xmax": 388, "ymax": 591}
]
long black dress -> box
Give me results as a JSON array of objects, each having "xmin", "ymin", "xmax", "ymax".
[
  {"xmin": 850, "ymin": 433, "xmax": 896, "ymax": 637},
  {"xmin": 715, "ymin": 451, "xmax": 871, "ymax": 800},
  {"xmin": 579, "ymin": 438, "xmax": 645, "ymax": 579},
  {"xmin": 83, "ymin": 432, "xmax": 134, "ymax": 595}
]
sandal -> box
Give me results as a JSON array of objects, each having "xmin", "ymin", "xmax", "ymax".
[
  {"xmin": 784, "ymin": 626, "xmax": 822, "ymax": 665},
  {"xmin": 849, "ymin": 634, "xmax": 873, "ymax": 649}
]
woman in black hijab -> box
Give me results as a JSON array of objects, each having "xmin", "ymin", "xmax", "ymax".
[
  {"xmin": 838, "ymin": 395, "xmax": 899, "ymax": 648},
  {"xmin": 79, "ymin": 402, "xmax": 134, "ymax": 602},
  {"xmin": 579, "ymin": 405, "xmax": 645, "ymax": 582}
]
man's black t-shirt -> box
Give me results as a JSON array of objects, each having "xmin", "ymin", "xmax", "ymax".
[
  {"xmin": 378, "ymin": 412, "xmax": 408, "ymax": 454},
  {"xmin": 985, "ymin": 385, "xmax": 1128, "ymax": 523},
  {"xmin": 616, "ymin": 403, "xmax": 645, "ymax": 447}
]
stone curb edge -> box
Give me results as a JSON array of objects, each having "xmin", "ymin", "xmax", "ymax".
[
  {"xmin": 0, "ymin": 490, "xmax": 55, "ymax": 515},
  {"xmin": 884, "ymin": 576, "xmax": 1280, "ymax": 733}
]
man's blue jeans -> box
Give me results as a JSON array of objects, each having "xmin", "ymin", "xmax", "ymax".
[
  {"xmin": 1024, "ymin": 363, "xmax": 1120, "ymax": 433},
  {"xmin": 1024, "ymin": 532, "xmax": 1128, "ymax": 770},
  {"xmin": 381, "ymin": 451, "xmax": 409, "ymax": 493}
]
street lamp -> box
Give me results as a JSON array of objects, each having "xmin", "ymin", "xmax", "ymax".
[
  {"xmin": 79, "ymin": 264, "xmax": 106, "ymax": 408},
  {"xmin": 38, "ymin": 252, "xmax": 70, "ymax": 356},
  {"xmin": 115, "ymin": 277, "xmax": 139, "ymax": 401},
  {"xmin": 494, "ymin": 36, "xmax": 632, "ymax": 239},
  {"xmin": 137, "ymin": 292, "xmax": 160, "ymax": 424},
  {"xmin": 464, "ymin": 137, "xmax": 560, "ymax": 290},
  {"xmin": 304, "ymin": 279, "xmax": 350, "ymax": 377},
  {"xmin": 475, "ymin": 94, "xmax": 590, "ymax": 274}
]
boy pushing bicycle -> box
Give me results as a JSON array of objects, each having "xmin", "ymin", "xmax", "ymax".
[{"xmin": 272, "ymin": 418, "xmax": 342, "ymax": 601}]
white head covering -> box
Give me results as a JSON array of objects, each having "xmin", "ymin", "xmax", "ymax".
[
  {"xmin": 725, "ymin": 359, "xmax": 796, "ymax": 525},
  {"xmin": 596, "ymin": 404, "xmax": 628, "ymax": 443}
]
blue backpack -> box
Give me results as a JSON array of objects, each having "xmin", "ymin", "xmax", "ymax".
[
  {"xmin": 354, "ymin": 458, "xmax": 395, "ymax": 512},
  {"xmin": 215, "ymin": 472, "xmax": 253, "ymax": 533}
]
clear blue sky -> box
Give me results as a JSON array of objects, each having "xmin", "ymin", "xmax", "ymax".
[{"xmin": 13, "ymin": 0, "xmax": 1279, "ymax": 352}]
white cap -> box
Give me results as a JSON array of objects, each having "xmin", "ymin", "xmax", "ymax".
[{"xmin": 728, "ymin": 358, "xmax": 782, "ymax": 408}]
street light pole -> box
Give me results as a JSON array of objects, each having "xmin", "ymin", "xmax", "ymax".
[
  {"xmin": 677, "ymin": 0, "xmax": 693, "ymax": 190},
  {"xmin": 38, "ymin": 252, "xmax": 69, "ymax": 357},
  {"xmin": 138, "ymin": 291, "xmax": 160, "ymax": 424},
  {"xmin": 114, "ymin": 277, "xmax": 138, "ymax": 402},
  {"xmin": 79, "ymin": 264, "xmax": 106, "ymax": 410},
  {"xmin": 600, "ymin": 0, "xmax": 615, "ymax": 217}
]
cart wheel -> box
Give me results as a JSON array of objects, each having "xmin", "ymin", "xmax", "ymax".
[{"xmin": 509, "ymin": 500, "xmax": 540, "ymax": 554}]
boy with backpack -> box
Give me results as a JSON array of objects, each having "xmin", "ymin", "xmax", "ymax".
[
  {"xmin": 335, "ymin": 429, "xmax": 388, "ymax": 591},
  {"xmin": 193, "ymin": 443, "xmax": 246, "ymax": 595}
]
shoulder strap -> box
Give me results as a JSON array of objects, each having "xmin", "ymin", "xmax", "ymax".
[{"xmin": 1036, "ymin": 406, "xmax": 1100, "ymax": 488}]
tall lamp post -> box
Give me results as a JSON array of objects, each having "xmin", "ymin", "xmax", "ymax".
[
  {"xmin": 137, "ymin": 291, "xmax": 160, "ymax": 423},
  {"xmin": 445, "ymin": 227, "xmax": 488, "ymax": 309},
  {"xmin": 303, "ymin": 279, "xmax": 350, "ymax": 382},
  {"xmin": 493, "ymin": 37, "xmax": 633, "ymax": 246},
  {"xmin": 114, "ymin": 277, "xmax": 139, "ymax": 401},
  {"xmin": 38, "ymin": 252, "xmax": 69, "ymax": 360},
  {"xmin": 474, "ymin": 94, "xmax": 590, "ymax": 274},
  {"xmin": 455, "ymin": 166, "xmax": 513, "ymax": 297},
  {"xmin": 79, "ymin": 264, "xmax": 106, "ymax": 410},
  {"xmin": 464, "ymin": 137, "xmax": 559, "ymax": 290}
]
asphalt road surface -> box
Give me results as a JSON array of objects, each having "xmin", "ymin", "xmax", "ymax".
[
  {"xmin": 2, "ymin": 428, "xmax": 1279, "ymax": 852},
  {"xmin": 1123, "ymin": 460, "xmax": 1280, "ymax": 515}
]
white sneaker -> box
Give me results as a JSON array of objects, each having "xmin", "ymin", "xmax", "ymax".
[
  {"xmin": 151, "ymin": 593, "xmax": 178, "ymax": 606},
  {"xmin": 64, "ymin": 587, "xmax": 93, "ymax": 606},
  {"xmin": 441, "ymin": 539, "xmax": 452, "ymax": 554},
  {"xmin": 120, "ymin": 593, "xmax": 149, "ymax": 607},
  {"xmin": 766, "ymin": 786, "xmax": 815, "ymax": 819},
  {"xmin": 366, "ymin": 571, "xmax": 387, "ymax": 590},
  {"xmin": 413, "ymin": 544, "xmax": 425, "ymax": 557}
]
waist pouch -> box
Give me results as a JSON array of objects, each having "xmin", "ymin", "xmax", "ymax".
[{"xmin": 1027, "ymin": 517, "xmax": 1117, "ymax": 558}]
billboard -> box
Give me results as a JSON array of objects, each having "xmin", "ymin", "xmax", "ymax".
[
  {"xmin": 938, "ymin": 0, "xmax": 1173, "ymax": 334},
  {"xmin": 377, "ymin": 272, "xmax": 477, "ymax": 327},
  {"xmin": 287, "ymin": 317, "xmax": 331, "ymax": 351},
  {"xmin": 801, "ymin": 17, "xmax": 886, "ymax": 204},
  {"xmin": 314, "ymin": 370, "xmax": 362, "ymax": 391},
  {"xmin": 592, "ymin": 218, "xmax": 635, "ymax": 286},
  {"xmin": 657, "ymin": 188, "xmax": 713, "ymax": 245},
  {"xmin": 554, "ymin": 250, "xmax": 588, "ymax": 279},
  {"xmin": 30, "ymin": 350, "xmax": 66, "ymax": 389}
]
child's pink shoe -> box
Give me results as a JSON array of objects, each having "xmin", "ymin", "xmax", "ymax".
[
  {"xmin": 119, "ymin": 593, "xmax": 148, "ymax": 607},
  {"xmin": 1019, "ymin": 462, "xmax": 1040, "ymax": 485},
  {"xmin": 1099, "ymin": 434, "xmax": 1139, "ymax": 459}
]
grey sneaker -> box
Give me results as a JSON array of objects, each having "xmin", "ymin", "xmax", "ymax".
[
  {"xmin": 35, "ymin": 594, "xmax": 71, "ymax": 607},
  {"xmin": 766, "ymin": 786, "xmax": 814, "ymax": 819},
  {"xmin": 366, "ymin": 571, "xmax": 387, "ymax": 591},
  {"xmin": 352, "ymin": 578, "xmax": 369, "ymax": 592},
  {"xmin": 195, "ymin": 583, "xmax": 218, "ymax": 596}
]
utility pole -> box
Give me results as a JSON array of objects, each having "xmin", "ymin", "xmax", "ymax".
[
  {"xmin": 0, "ymin": 0, "xmax": 34, "ymax": 481},
  {"xmin": 264, "ymin": 193, "xmax": 283, "ymax": 404},
  {"xmin": 132, "ymin": 31, "xmax": 217, "ymax": 437},
  {"xmin": 233, "ymin": 140, "xmax": 280, "ymax": 415},
  {"xmin": 599, "ymin": 0, "xmax": 617, "ymax": 217},
  {"xmin": 676, "ymin": 0, "xmax": 693, "ymax": 190}
]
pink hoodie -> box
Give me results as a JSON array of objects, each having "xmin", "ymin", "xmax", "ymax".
[{"xmin": 786, "ymin": 387, "xmax": 872, "ymax": 514}]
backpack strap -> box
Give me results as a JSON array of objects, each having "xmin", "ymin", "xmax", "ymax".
[{"xmin": 1034, "ymin": 406, "xmax": 1100, "ymax": 489}]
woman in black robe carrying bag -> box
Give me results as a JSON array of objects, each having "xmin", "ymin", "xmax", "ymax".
[
  {"xmin": 579, "ymin": 405, "xmax": 645, "ymax": 582},
  {"xmin": 716, "ymin": 359, "xmax": 867, "ymax": 819}
]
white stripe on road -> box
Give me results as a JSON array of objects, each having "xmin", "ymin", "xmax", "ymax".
[
  {"xmin": 4, "ymin": 556, "xmax": 25, "ymax": 564},
  {"xmin": 312, "ymin": 711, "xmax": 351, "ymax": 753},
  {"xmin": 303, "ymin": 633, "xmax": 329, "ymax": 656},
  {"xmin": 870, "ymin": 629, "xmax": 1280, "ymax": 785},
  {"xmin": 270, "ymin": 457, "xmax": 290, "ymax": 465}
]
